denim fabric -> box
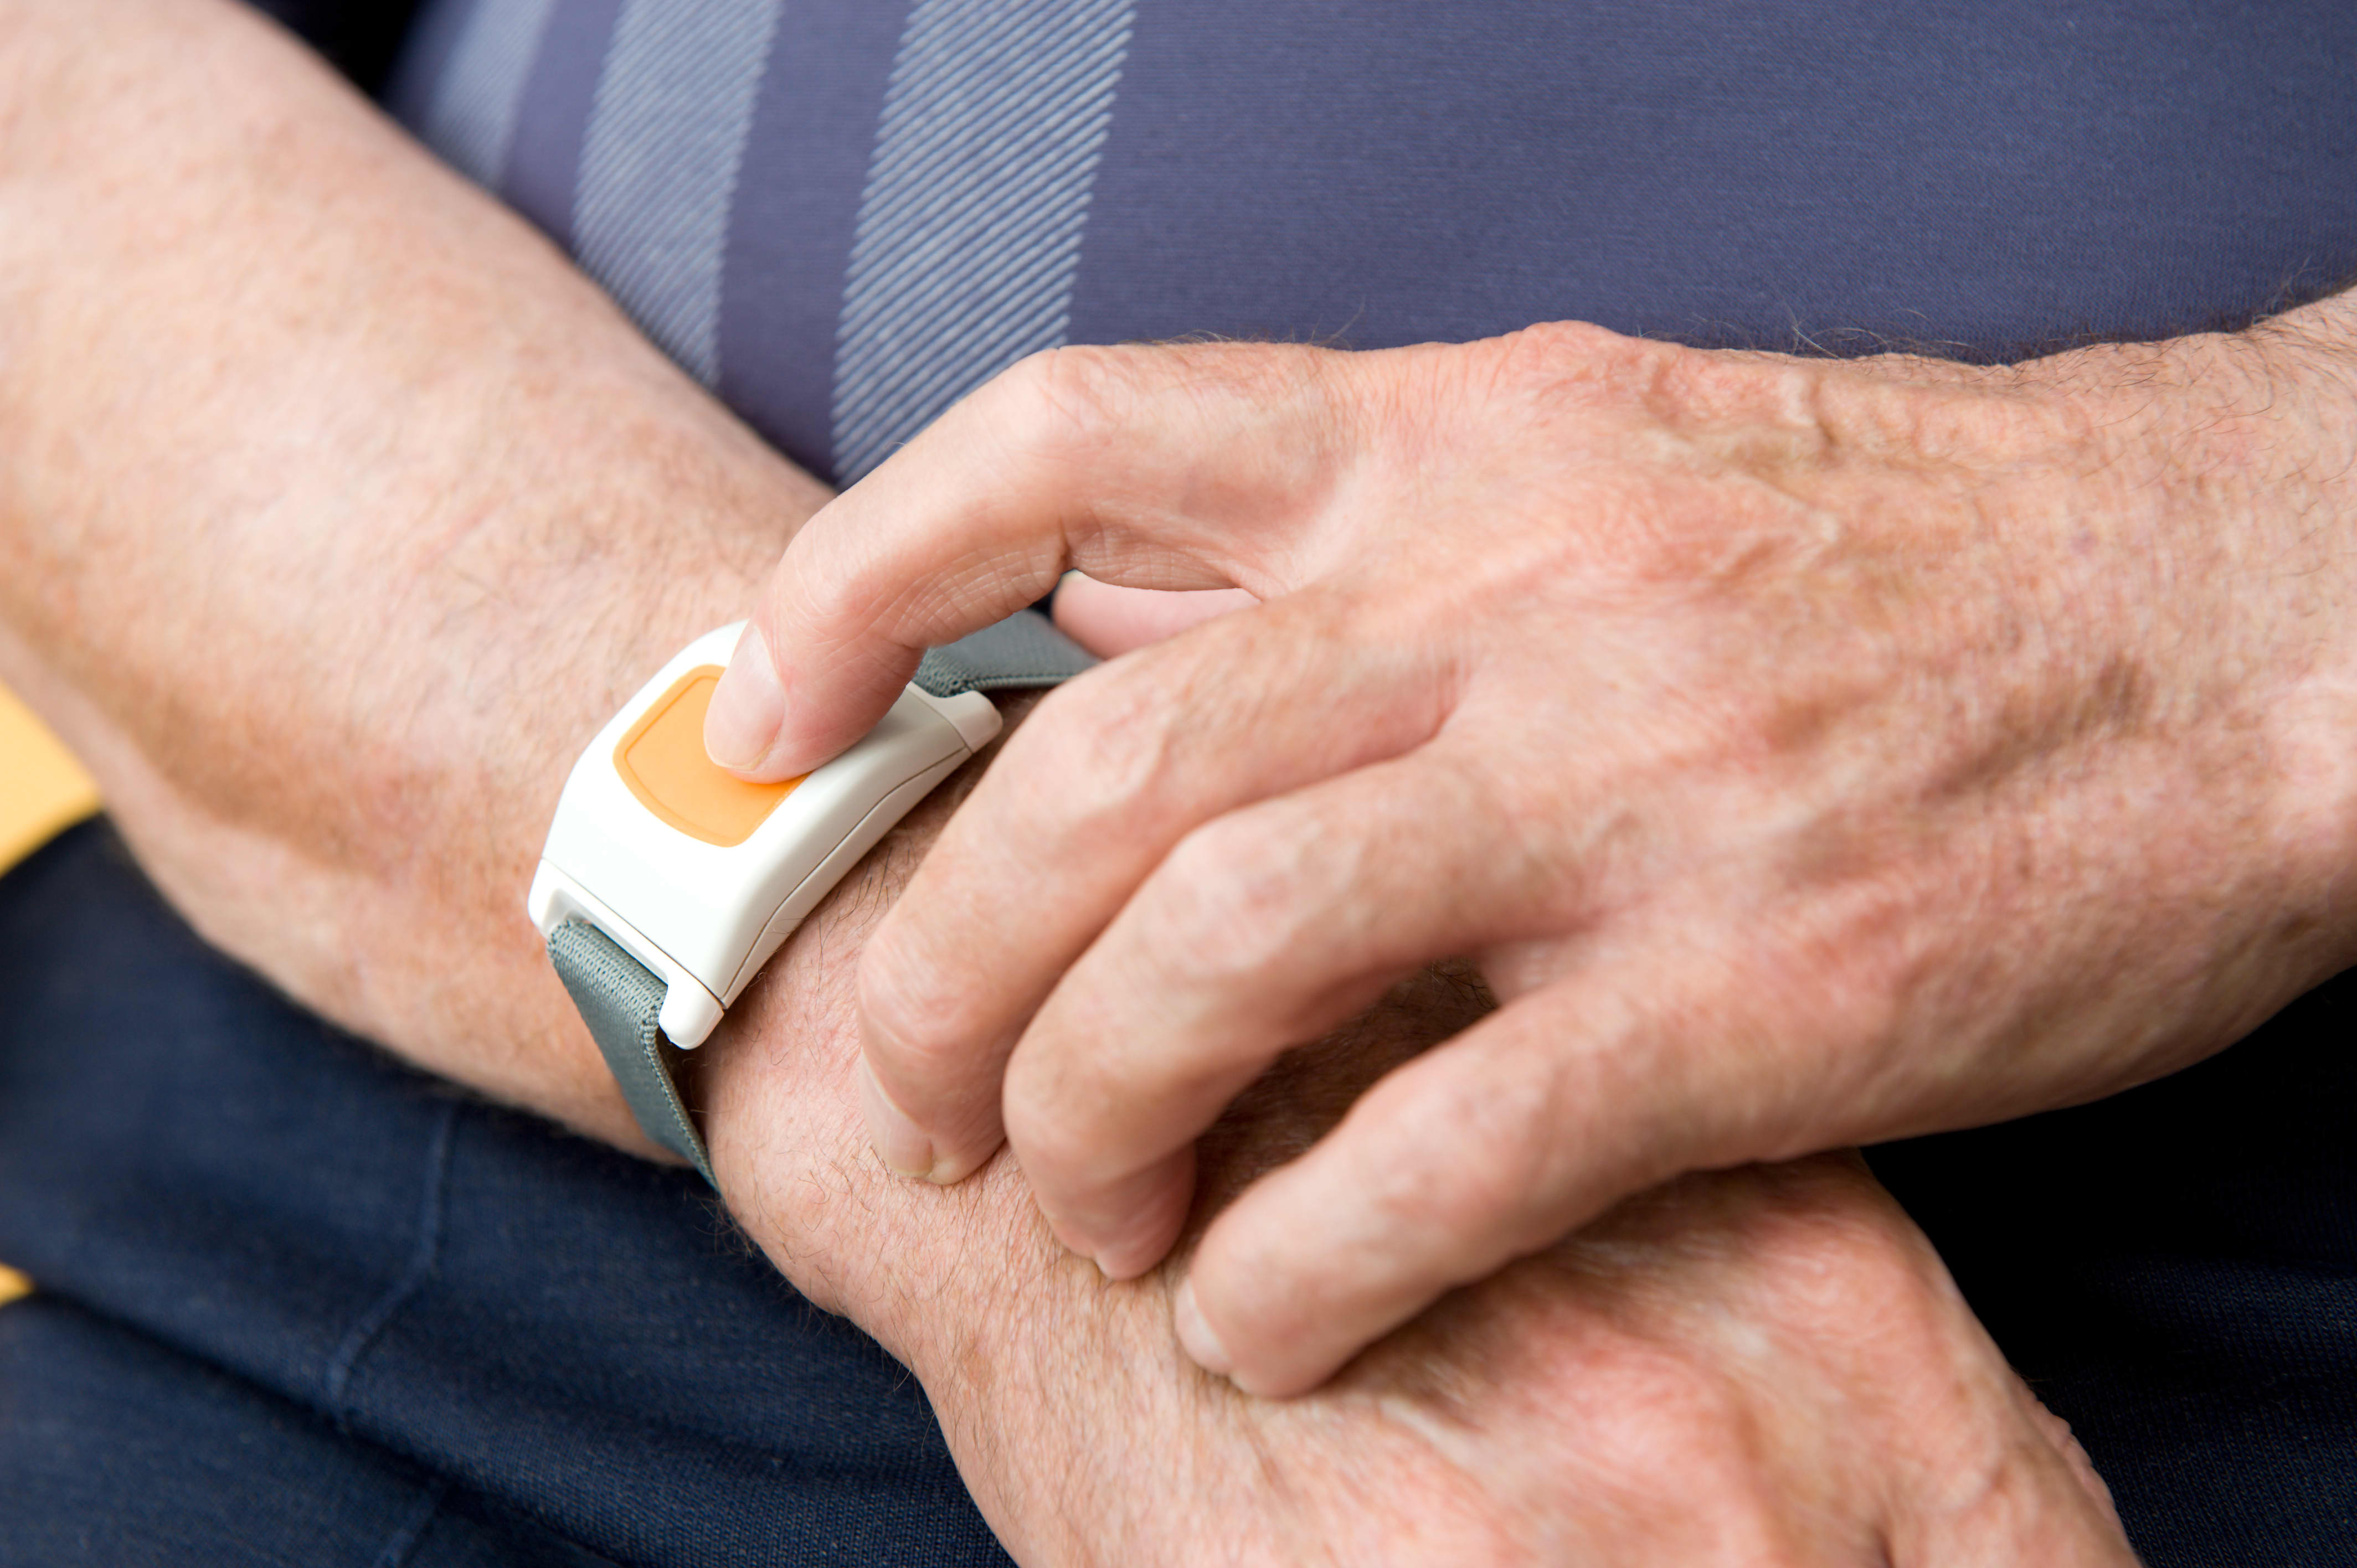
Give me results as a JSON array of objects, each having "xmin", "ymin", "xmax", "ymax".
[
  {"xmin": 9, "ymin": 819, "xmax": 2357, "ymax": 1561},
  {"xmin": 0, "ymin": 822, "xmax": 1008, "ymax": 1567},
  {"xmin": 0, "ymin": 1297, "xmax": 615, "ymax": 1566}
]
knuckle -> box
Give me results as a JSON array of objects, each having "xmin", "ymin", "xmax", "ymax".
[
  {"xmin": 1478, "ymin": 319, "xmax": 1665, "ymax": 405},
  {"xmin": 1598, "ymin": 1369, "xmax": 1743, "ymax": 1474},
  {"xmin": 999, "ymin": 1066, "xmax": 1115, "ymax": 1186},
  {"xmin": 1815, "ymin": 929, "xmax": 1916, "ymax": 1059},
  {"xmin": 977, "ymin": 343, "xmax": 1139, "ymax": 463},
  {"xmin": 1001, "ymin": 1040, "xmax": 1167, "ymax": 1199},
  {"xmin": 1743, "ymin": 906, "xmax": 1918, "ymax": 1089},
  {"xmin": 1012, "ymin": 662, "xmax": 1188, "ymax": 836},
  {"xmin": 771, "ymin": 535, "xmax": 874, "ymax": 641},
  {"xmin": 1357, "ymin": 1054, "xmax": 1569, "ymax": 1259},
  {"xmin": 1504, "ymin": 317, "xmax": 1631, "ymax": 372},
  {"xmin": 856, "ymin": 934, "xmax": 990, "ymax": 1087},
  {"xmin": 1141, "ymin": 812, "xmax": 1325, "ymax": 992},
  {"xmin": 771, "ymin": 525, "xmax": 925, "ymax": 652},
  {"xmin": 1569, "ymin": 1360, "xmax": 1799, "ymax": 1557}
]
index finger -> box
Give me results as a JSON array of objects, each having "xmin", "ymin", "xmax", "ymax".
[{"xmin": 702, "ymin": 340, "xmax": 1361, "ymax": 779}]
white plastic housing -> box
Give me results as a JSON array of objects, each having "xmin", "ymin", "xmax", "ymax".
[{"xmin": 528, "ymin": 622, "xmax": 1001, "ymax": 1046}]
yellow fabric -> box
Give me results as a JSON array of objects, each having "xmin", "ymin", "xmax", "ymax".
[
  {"xmin": 0, "ymin": 683, "xmax": 92, "ymax": 1302},
  {"xmin": 0, "ymin": 682, "xmax": 99, "ymax": 876}
]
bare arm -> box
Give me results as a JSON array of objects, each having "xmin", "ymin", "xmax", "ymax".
[
  {"xmin": 0, "ymin": 0, "xmax": 805, "ymax": 1148},
  {"xmin": 0, "ymin": 5, "xmax": 2131, "ymax": 1559}
]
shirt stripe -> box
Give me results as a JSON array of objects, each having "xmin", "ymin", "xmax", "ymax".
[
  {"xmin": 831, "ymin": 0, "xmax": 1136, "ymax": 484},
  {"xmin": 418, "ymin": 0, "xmax": 565, "ymax": 188},
  {"xmin": 572, "ymin": 0, "xmax": 790, "ymax": 385}
]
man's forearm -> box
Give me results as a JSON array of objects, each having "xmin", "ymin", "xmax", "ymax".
[
  {"xmin": 0, "ymin": 0, "xmax": 822, "ymax": 1148},
  {"xmin": 0, "ymin": 10, "xmax": 2137, "ymax": 1559}
]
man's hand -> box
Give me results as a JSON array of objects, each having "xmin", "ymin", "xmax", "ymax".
[
  {"xmin": 709, "ymin": 309, "xmax": 2357, "ymax": 1392},
  {"xmin": 748, "ymin": 727, "xmax": 2138, "ymax": 1568},
  {"xmin": 0, "ymin": 6, "xmax": 2137, "ymax": 1559},
  {"xmin": 709, "ymin": 782, "xmax": 2133, "ymax": 1564}
]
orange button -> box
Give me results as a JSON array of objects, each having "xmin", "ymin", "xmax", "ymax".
[{"xmin": 613, "ymin": 667, "xmax": 801, "ymax": 847}]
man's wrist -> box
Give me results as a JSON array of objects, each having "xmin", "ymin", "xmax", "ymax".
[
  {"xmin": 2207, "ymin": 293, "xmax": 2357, "ymax": 979},
  {"xmin": 695, "ymin": 692, "xmax": 1047, "ymax": 1337},
  {"xmin": 1977, "ymin": 294, "xmax": 2357, "ymax": 1014}
]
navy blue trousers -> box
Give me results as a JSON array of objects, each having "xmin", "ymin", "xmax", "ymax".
[
  {"xmin": 3, "ymin": 819, "xmax": 2354, "ymax": 1563},
  {"xmin": 0, "ymin": 823, "xmax": 1007, "ymax": 1566}
]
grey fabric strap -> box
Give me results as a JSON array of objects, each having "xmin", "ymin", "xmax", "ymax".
[
  {"xmin": 912, "ymin": 608, "xmax": 1099, "ymax": 697},
  {"xmin": 550, "ymin": 918, "xmax": 714, "ymax": 1185},
  {"xmin": 551, "ymin": 612, "xmax": 1094, "ymax": 1187}
]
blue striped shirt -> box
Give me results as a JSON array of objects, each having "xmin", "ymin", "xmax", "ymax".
[{"xmin": 385, "ymin": 0, "xmax": 2357, "ymax": 489}]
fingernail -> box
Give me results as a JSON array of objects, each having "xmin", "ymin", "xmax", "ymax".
[
  {"xmin": 704, "ymin": 627, "xmax": 786, "ymax": 772},
  {"xmin": 1174, "ymin": 1278, "xmax": 1233, "ymax": 1378},
  {"xmin": 858, "ymin": 1055, "xmax": 937, "ymax": 1179}
]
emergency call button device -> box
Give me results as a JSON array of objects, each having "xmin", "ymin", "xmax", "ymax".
[{"xmin": 530, "ymin": 615, "xmax": 1094, "ymax": 1182}]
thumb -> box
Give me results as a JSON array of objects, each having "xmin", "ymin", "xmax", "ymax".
[{"xmin": 702, "ymin": 341, "xmax": 1356, "ymax": 779}]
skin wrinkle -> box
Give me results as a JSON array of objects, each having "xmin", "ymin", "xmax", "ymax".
[
  {"xmin": 845, "ymin": 292, "xmax": 2357, "ymax": 1395},
  {"xmin": 1408, "ymin": 1179, "xmax": 1897, "ymax": 1557},
  {"xmin": 0, "ymin": 3, "xmax": 2180, "ymax": 1557}
]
